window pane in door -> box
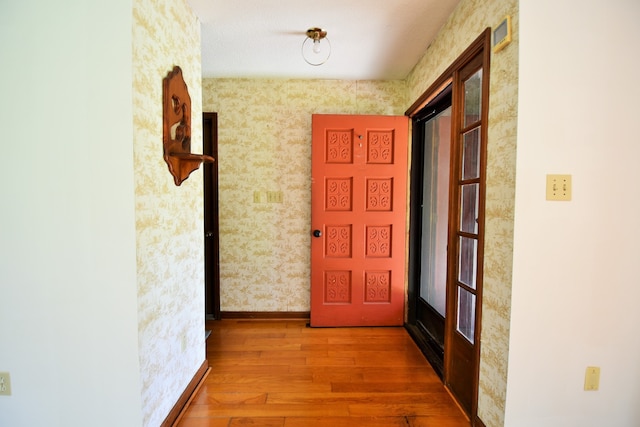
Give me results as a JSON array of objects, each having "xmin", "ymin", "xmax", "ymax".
[
  {"xmin": 462, "ymin": 127, "xmax": 481, "ymax": 180},
  {"xmin": 458, "ymin": 236, "xmax": 477, "ymax": 289},
  {"xmin": 463, "ymin": 69, "xmax": 482, "ymax": 126},
  {"xmin": 460, "ymin": 183, "xmax": 479, "ymax": 234},
  {"xmin": 419, "ymin": 107, "xmax": 451, "ymax": 317},
  {"xmin": 457, "ymin": 287, "xmax": 476, "ymax": 343}
]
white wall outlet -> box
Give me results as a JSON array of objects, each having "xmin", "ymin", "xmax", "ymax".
[{"xmin": 0, "ymin": 372, "xmax": 12, "ymax": 396}]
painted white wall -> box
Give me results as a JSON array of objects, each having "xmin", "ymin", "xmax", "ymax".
[
  {"xmin": 0, "ymin": 1, "xmax": 142, "ymax": 426},
  {"xmin": 505, "ymin": 1, "xmax": 640, "ymax": 426}
]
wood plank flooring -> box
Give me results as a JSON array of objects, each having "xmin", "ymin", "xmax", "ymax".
[{"xmin": 176, "ymin": 319, "xmax": 469, "ymax": 427}]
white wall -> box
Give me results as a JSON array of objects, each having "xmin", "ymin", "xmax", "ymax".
[
  {"xmin": 506, "ymin": 1, "xmax": 640, "ymax": 425},
  {"xmin": 0, "ymin": 1, "xmax": 142, "ymax": 426}
]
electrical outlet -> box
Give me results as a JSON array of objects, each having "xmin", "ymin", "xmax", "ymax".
[
  {"xmin": 584, "ymin": 366, "xmax": 600, "ymax": 391},
  {"xmin": 0, "ymin": 372, "xmax": 12, "ymax": 396}
]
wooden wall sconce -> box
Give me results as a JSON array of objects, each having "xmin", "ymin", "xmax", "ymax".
[{"xmin": 163, "ymin": 66, "xmax": 215, "ymax": 186}]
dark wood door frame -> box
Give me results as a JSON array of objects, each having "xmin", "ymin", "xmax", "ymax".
[
  {"xmin": 405, "ymin": 29, "xmax": 491, "ymax": 426},
  {"xmin": 405, "ymin": 87, "xmax": 452, "ymax": 380},
  {"xmin": 203, "ymin": 112, "xmax": 220, "ymax": 320}
]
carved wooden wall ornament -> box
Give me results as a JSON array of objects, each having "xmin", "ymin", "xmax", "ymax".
[{"xmin": 162, "ymin": 66, "xmax": 214, "ymax": 186}]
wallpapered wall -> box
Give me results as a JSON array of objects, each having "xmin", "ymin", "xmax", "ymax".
[
  {"xmin": 202, "ymin": 79, "xmax": 407, "ymax": 312},
  {"xmin": 132, "ymin": 0, "xmax": 205, "ymax": 425},
  {"xmin": 406, "ymin": 0, "xmax": 519, "ymax": 425}
]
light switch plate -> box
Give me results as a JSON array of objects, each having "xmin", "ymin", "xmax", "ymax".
[
  {"xmin": 0, "ymin": 372, "xmax": 11, "ymax": 396},
  {"xmin": 267, "ymin": 191, "xmax": 283, "ymax": 203},
  {"xmin": 546, "ymin": 174, "xmax": 572, "ymax": 201}
]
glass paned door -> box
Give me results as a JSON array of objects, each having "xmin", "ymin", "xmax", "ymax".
[
  {"xmin": 445, "ymin": 47, "xmax": 487, "ymax": 416},
  {"xmin": 453, "ymin": 68, "xmax": 483, "ymax": 344}
]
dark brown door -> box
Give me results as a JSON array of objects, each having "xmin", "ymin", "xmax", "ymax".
[
  {"xmin": 203, "ymin": 112, "xmax": 220, "ymax": 320},
  {"xmin": 445, "ymin": 50, "xmax": 487, "ymax": 414},
  {"xmin": 310, "ymin": 114, "xmax": 409, "ymax": 327}
]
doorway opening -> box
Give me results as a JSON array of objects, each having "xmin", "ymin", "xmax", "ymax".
[
  {"xmin": 203, "ymin": 112, "xmax": 220, "ymax": 320},
  {"xmin": 405, "ymin": 29, "xmax": 490, "ymax": 421},
  {"xmin": 406, "ymin": 85, "xmax": 452, "ymax": 377}
]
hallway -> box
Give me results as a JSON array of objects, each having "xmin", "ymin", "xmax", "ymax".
[{"xmin": 176, "ymin": 319, "xmax": 469, "ymax": 427}]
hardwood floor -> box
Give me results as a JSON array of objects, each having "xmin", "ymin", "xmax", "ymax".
[{"xmin": 176, "ymin": 319, "xmax": 469, "ymax": 427}]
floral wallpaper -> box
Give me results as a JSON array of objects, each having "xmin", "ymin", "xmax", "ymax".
[
  {"xmin": 407, "ymin": 0, "xmax": 519, "ymax": 425},
  {"xmin": 132, "ymin": 0, "xmax": 205, "ymax": 425},
  {"xmin": 202, "ymin": 79, "xmax": 406, "ymax": 312}
]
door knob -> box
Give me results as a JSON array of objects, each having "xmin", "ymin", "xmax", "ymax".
[
  {"xmin": 313, "ymin": 229, "xmax": 322, "ymax": 238},
  {"xmin": 205, "ymin": 231, "xmax": 214, "ymax": 238}
]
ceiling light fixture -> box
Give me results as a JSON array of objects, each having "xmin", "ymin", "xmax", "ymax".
[{"xmin": 302, "ymin": 27, "xmax": 331, "ymax": 66}]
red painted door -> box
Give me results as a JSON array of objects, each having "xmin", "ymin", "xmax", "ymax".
[{"xmin": 310, "ymin": 114, "xmax": 409, "ymax": 327}]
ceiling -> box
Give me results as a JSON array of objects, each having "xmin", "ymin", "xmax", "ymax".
[{"xmin": 188, "ymin": 0, "xmax": 461, "ymax": 81}]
